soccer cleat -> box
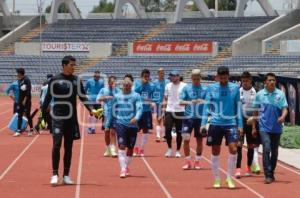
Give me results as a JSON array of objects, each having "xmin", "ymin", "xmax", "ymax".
[
  {"xmin": 226, "ymin": 178, "xmax": 236, "ymax": 189},
  {"xmin": 139, "ymin": 149, "xmax": 145, "ymax": 157},
  {"xmin": 110, "ymin": 146, "xmax": 118, "ymax": 157},
  {"xmin": 175, "ymin": 151, "xmax": 181, "ymax": 158},
  {"xmin": 194, "ymin": 161, "xmax": 201, "ymax": 170},
  {"xmin": 245, "ymin": 166, "xmax": 251, "ymax": 177},
  {"xmin": 182, "ymin": 160, "xmax": 192, "ymax": 170},
  {"xmin": 213, "ymin": 179, "xmax": 221, "ymax": 189},
  {"xmin": 103, "ymin": 147, "xmax": 111, "ymax": 157},
  {"xmin": 235, "ymin": 168, "xmax": 241, "ymax": 179},
  {"xmin": 165, "ymin": 149, "xmax": 173, "ymax": 158},
  {"xmin": 133, "ymin": 147, "xmax": 139, "ymax": 157},
  {"xmin": 13, "ymin": 132, "xmax": 21, "ymax": 137},
  {"xmin": 125, "ymin": 167, "xmax": 130, "ymax": 176},
  {"xmin": 87, "ymin": 127, "xmax": 93, "ymax": 134},
  {"xmin": 120, "ymin": 169, "xmax": 127, "ymax": 178},
  {"xmin": 62, "ymin": 176, "xmax": 74, "ymax": 185},
  {"xmin": 50, "ymin": 175, "xmax": 59, "ymax": 186},
  {"xmin": 251, "ymin": 164, "xmax": 261, "ymax": 174}
]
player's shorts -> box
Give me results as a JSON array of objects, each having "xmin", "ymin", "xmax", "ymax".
[
  {"xmin": 207, "ymin": 125, "xmax": 238, "ymax": 146},
  {"xmin": 115, "ymin": 123, "xmax": 138, "ymax": 149},
  {"xmin": 181, "ymin": 119, "xmax": 202, "ymax": 138},
  {"xmin": 238, "ymin": 118, "xmax": 261, "ymax": 146},
  {"xmin": 155, "ymin": 103, "xmax": 162, "ymax": 118},
  {"xmin": 104, "ymin": 116, "xmax": 115, "ymax": 130},
  {"xmin": 138, "ymin": 111, "xmax": 153, "ymax": 131}
]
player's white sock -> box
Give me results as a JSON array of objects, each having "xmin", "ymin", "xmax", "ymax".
[
  {"xmin": 185, "ymin": 156, "xmax": 192, "ymax": 161},
  {"xmin": 211, "ymin": 155, "xmax": 220, "ymax": 180},
  {"xmin": 227, "ymin": 153, "xmax": 237, "ymax": 179},
  {"xmin": 140, "ymin": 133, "xmax": 149, "ymax": 150},
  {"xmin": 118, "ymin": 150, "xmax": 126, "ymax": 170},
  {"xmin": 126, "ymin": 156, "xmax": 133, "ymax": 167},
  {"xmin": 195, "ymin": 155, "xmax": 202, "ymax": 161},
  {"xmin": 252, "ymin": 147, "xmax": 259, "ymax": 165},
  {"xmin": 156, "ymin": 126, "xmax": 161, "ymax": 138}
]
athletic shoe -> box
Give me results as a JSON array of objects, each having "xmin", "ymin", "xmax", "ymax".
[
  {"xmin": 213, "ymin": 179, "xmax": 221, "ymax": 189},
  {"xmin": 251, "ymin": 164, "xmax": 261, "ymax": 174},
  {"xmin": 125, "ymin": 167, "xmax": 130, "ymax": 176},
  {"xmin": 87, "ymin": 127, "xmax": 93, "ymax": 134},
  {"xmin": 91, "ymin": 129, "xmax": 96, "ymax": 134},
  {"xmin": 226, "ymin": 178, "xmax": 235, "ymax": 189},
  {"xmin": 62, "ymin": 176, "xmax": 74, "ymax": 185},
  {"xmin": 103, "ymin": 147, "xmax": 111, "ymax": 157},
  {"xmin": 50, "ymin": 175, "xmax": 59, "ymax": 186},
  {"xmin": 245, "ymin": 166, "xmax": 251, "ymax": 177},
  {"xmin": 264, "ymin": 177, "xmax": 273, "ymax": 184},
  {"xmin": 182, "ymin": 160, "xmax": 192, "ymax": 170},
  {"xmin": 139, "ymin": 149, "xmax": 145, "ymax": 157},
  {"xmin": 28, "ymin": 129, "xmax": 35, "ymax": 137},
  {"xmin": 162, "ymin": 136, "xmax": 167, "ymax": 142},
  {"xmin": 120, "ymin": 169, "xmax": 127, "ymax": 178},
  {"xmin": 133, "ymin": 147, "xmax": 139, "ymax": 157},
  {"xmin": 175, "ymin": 151, "xmax": 181, "ymax": 158},
  {"xmin": 194, "ymin": 161, "xmax": 201, "ymax": 170},
  {"xmin": 13, "ymin": 132, "xmax": 21, "ymax": 137},
  {"xmin": 235, "ymin": 168, "xmax": 241, "ymax": 179},
  {"xmin": 165, "ymin": 149, "xmax": 173, "ymax": 158},
  {"xmin": 110, "ymin": 146, "xmax": 118, "ymax": 157}
]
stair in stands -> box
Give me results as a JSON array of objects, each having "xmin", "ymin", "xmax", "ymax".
[
  {"xmin": 75, "ymin": 57, "xmax": 103, "ymax": 75},
  {"xmin": 265, "ymin": 48, "xmax": 280, "ymax": 55},
  {"xmin": 19, "ymin": 25, "xmax": 47, "ymax": 43}
]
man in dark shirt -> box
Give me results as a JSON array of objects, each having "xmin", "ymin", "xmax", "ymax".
[
  {"xmin": 15, "ymin": 68, "xmax": 34, "ymax": 137},
  {"xmin": 42, "ymin": 56, "xmax": 96, "ymax": 186}
]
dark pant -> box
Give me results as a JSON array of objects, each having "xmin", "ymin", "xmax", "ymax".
[
  {"xmin": 17, "ymin": 102, "xmax": 33, "ymax": 131},
  {"xmin": 260, "ymin": 131, "xmax": 281, "ymax": 179},
  {"xmin": 52, "ymin": 125, "xmax": 74, "ymax": 176},
  {"xmin": 13, "ymin": 102, "xmax": 18, "ymax": 114},
  {"xmin": 164, "ymin": 112, "xmax": 183, "ymax": 150}
]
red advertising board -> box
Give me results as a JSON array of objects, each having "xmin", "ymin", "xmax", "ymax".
[{"xmin": 133, "ymin": 41, "xmax": 213, "ymax": 54}]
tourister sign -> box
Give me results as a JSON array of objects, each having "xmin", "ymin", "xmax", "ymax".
[
  {"xmin": 42, "ymin": 42, "xmax": 90, "ymax": 52},
  {"xmin": 133, "ymin": 41, "xmax": 213, "ymax": 54}
]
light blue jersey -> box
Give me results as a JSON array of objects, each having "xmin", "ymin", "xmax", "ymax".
[
  {"xmin": 134, "ymin": 79, "xmax": 155, "ymax": 112},
  {"xmin": 180, "ymin": 84, "xmax": 207, "ymax": 119},
  {"xmin": 97, "ymin": 87, "xmax": 121, "ymax": 118},
  {"xmin": 112, "ymin": 91, "xmax": 143, "ymax": 128},
  {"xmin": 6, "ymin": 81, "xmax": 19, "ymax": 102},
  {"xmin": 253, "ymin": 88, "xmax": 288, "ymax": 134},
  {"xmin": 201, "ymin": 82, "xmax": 243, "ymax": 128},
  {"xmin": 153, "ymin": 79, "xmax": 170, "ymax": 104},
  {"xmin": 85, "ymin": 78, "xmax": 104, "ymax": 102}
]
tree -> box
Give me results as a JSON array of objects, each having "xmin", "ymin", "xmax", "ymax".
[
  {"xmin": 204, "ymin": 0, "xmax": 236, "ymax": 10},
  {"xmin": 90, "ymin": 0, "xmax": 115, "ymax": 13},
  {"xmin": 162, "ymin": 0, "xmax": 176, "ymax": 12},
  {"xmin": 45, "ymin": 2, "xmax": 81, "ymax": 13}
]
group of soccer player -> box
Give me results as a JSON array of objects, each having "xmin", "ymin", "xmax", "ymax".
[{"xmin": 6, "ymin": 55, "xmax": 288, "ymax": 188}]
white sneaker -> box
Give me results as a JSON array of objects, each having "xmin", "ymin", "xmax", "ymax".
[
  {"xmin": 165, "ymin": 149, "xmax": 173, "ymax": 158},
  {"xmin": 50, "ymin": 175, "xmax": 59, "ymax": 186},
  {"xmin": 28, "ymin": 131, "xmax": 33, "ymax": 137},
  {"xmin": 175, "ymin": 151, "xmax": 181, "ymax": 158},
  {"xmin": 13, "ymin": 132, "xmax": 21, "ymax": 137},
  {"xmin": 110, "ymin": 146, "xmax": 118, "ymax": 158},
  {"xmin": 120, "ymin": 169, "xmax": 126, "ymax": 178},
  {"xmin": 62, "ymin": 176, "xmax": 74, "ymax": 185}
]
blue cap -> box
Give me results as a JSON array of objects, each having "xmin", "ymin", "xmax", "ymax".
[{"xmin": 169, "ymin": 70, "xmax": 180, "ymax": 76}]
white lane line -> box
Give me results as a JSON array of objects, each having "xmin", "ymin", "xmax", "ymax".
[
  {"xmin": 141, "ymin": 157, "xmax": 173, "ymax": 198},
  {"xmin": 0, "ymin": 135, "xmax": 39, "ymax": 181},
  {"xmin": 0, "ymin": 109, "xmax": 11, "ymax": 116},
  {"xmin": 0, "ymin": 126, "xmax": 7, "ymax": 133},
  {"xmin": 242, "ymin": 147, "xmax": 300, "ymax": 176},
  {"xmin": 190, "ymin": 149, "xmax": 264, "ymax": 198},
  {"xmin": 75, "ymin": 106, "xmax": 86, "ymax": 198}
]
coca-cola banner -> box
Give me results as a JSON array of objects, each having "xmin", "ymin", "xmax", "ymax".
[{"xmin": 133, "ymin": 41, "xmax": 213, "ymax": 54}]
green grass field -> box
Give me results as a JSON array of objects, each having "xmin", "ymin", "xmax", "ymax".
[{"xmin": 280, "ymin": 125, "xmax": 300, "ymax": 149}]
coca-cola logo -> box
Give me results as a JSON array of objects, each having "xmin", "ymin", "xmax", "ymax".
[
  {"xmin": 175, "ymin": 44, "xmax": 191, "ymax": 52},
  {"xmin": 156, "ymin": 44, "xmax": 172, "ymax": 52},
  {"xmin": 193, "ymin": 43, "xmax": 209, "ymax": 52},
  {"xmin": 136, "ymin": 44, "xmax": 152, "ymax": 52}
]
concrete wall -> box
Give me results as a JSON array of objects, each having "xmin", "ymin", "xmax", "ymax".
[
  {"xmin": 233, "ymin": 9, "xmax": 300, "ymax": 56},
  {"xmin": 1, "ymin": 15, "xmax": 38, "ymax": 30},
  {"xmin": 280, "ymin": 40, "xmax": 300, "ymax": 56},
  {"xmin": 15, "ymin": 42, "xmax": 112, "ymax": 58},
  {"xmin": 262, "ymin": 23, "xmax": 300, "ymax": 54}
]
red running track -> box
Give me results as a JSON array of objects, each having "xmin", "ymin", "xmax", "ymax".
[{"xmin": 0, "ymin": 96, "xmax": 299, "ymax": 198}]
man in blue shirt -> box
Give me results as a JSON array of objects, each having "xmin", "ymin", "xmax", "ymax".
[
  {"xmin": 85, "ymin": 70, "xmax": 104, "ymax": 134},
  {"xmin": 201, "ymin": 66, "xmax": 243, "ymax": 189},
  {"xmin": 252, "ymin": 73, "xmax": 288, "ymax": 184},
  {"xmin": 153, "ymin": 68, "xmax": 170, "ymax": 142},
  {"xmin": 112, "ymin": 76, "xmax": 143, "ymax": 178},
  {"xmin": 133, "ymin": 69, "xmax": 155, "ymax": 157},
  {"xmin": 97, "ymin": 76, "xmax": 121, "ymax": 158},
  {"xmin": 6, "ymin": 80, "xmax": 19, "ymax": 114},
  {"xmin": 180, "ymin": 69, "xmax": 207, "ymax": 170}
]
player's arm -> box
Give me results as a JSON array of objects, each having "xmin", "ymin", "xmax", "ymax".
[
  {"xmin": 179, "ymin": 87, "xmax": 192, "ymax": 106},
  {"xmin": 130, "ymin": 95, "xmax": 143, "ymax": 125},
  {"xmin": 5, "ymin": 83, "xmax": 14, "ymax": 101},
  {"xmin": 236, "ymin": 88, "xmax": 243, "ymax": 134},
  {"xmin": 42, "ymin": 79, "xmax": 53, "ymax": 116},
  {"xmin": 200, "ymin": 87, "xmax": 211, "ymax": 128},
  {"xmin": 78, "ymin": 80, "xmax": 93, "ymax": 113},
  {"xmin": 22, "ymin": 78, "xmax": 31, "ymax": 106},
  {"xmin": 278, "ymin": 94, "xmax": 288, "ymax": 123}
]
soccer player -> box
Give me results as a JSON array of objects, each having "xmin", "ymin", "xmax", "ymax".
[
  {"xmin": 252, "ymin": 73, "xmax": 288, "ymax": 184},
  {"xmin": 97, "ymin": 76, "xmax": 121, "ymax": 157},
  {"xmin": 153, "ymin": 68, "xmax": 170, "ymax": 142},
  {"xmin": 112, "ymin": 77, "xmax": 143, "ymax": 178},
  {"xmin": 42, "ymin": 56, "xmax": 96, "ymax": 186},
  {"xmin": 6, "ymin": 80, "xmax": 19, "ymax": 114},
  {"xmin": 163, "ymin": 70, "xmax": 186, "ymax": 158},
  {"xmin": 235, "ymin": 71, "xmax": 261, "ymax": 178},
  {"xmin": 180, "ymin": 69, "xmax": 206, "ymax": 170},
  {"xmin": 133, "ymin": 69, "xmax": 155, "ymax": 157},
  {"xmin": 201, "ymin": 66, "xmax": 243, "ymax": 189},
  {"xmin": 15, "ymin": 68, "xmax": 35, "ymax": 137},
  {"xmin": 85, "ymin": 70, "xmax": 104, "ymax": 134}
]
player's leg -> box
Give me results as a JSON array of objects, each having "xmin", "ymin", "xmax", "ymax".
[
  {"xmin": 62, "ymin": 125, "xmax": 75, "ymax": 185},
  {"xmin": 164, "ymin": 112, "xmax": 174, "ymax": 157},
  {"xmin": 50, "ymin": 127, "xmax": 63, "ymax": 186},
  {"xmin": 115, "ymin": 123, "xmax": 128, "ymax": 178},
  {"xmin": 181, "ymin": 119, "xmax": 192, "ymax": 170},
  {"xmin": 139, "ymin": 111, "xmax": 152, "ymax": 156},
  {"xmin": 174, "ymin": 112, "xmax": 183, "ymax": 158},
  {"xmin": 125, "ymin": 127, "xmax": 138, "ymax": 177},
  {"xmin": 194, "ymin": 119, "xmax": 203, "ymax": 170}
]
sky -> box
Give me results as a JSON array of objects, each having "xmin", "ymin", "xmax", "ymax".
[{"xmin": 3, "ymin": 0, "xmax": 296, "ymax": 15}]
